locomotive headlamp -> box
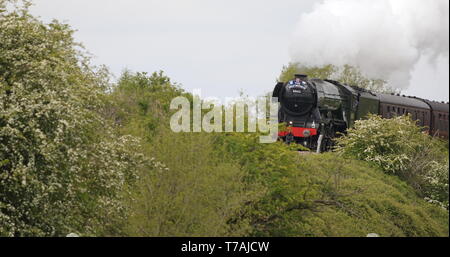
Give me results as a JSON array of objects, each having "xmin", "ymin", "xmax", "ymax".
[
  {"xmin": 303, "ymin": 129, "xmax": 311, "ymax": 137},
  {"xmin": 289, "ymin": 121, "xmax": 293, "ymax": 125}
]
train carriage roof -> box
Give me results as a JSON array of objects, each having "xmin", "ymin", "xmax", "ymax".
[
  {"xmin": 422, "ymin": 99, "xmax": 449, "ymax": 113},
  {"xmin": 359, "ymin": 91, "xmax": 379, "ymax": 101},
  {"xmin": 378, "ymin": 93, "xmax": 430, "ymax": 110}
]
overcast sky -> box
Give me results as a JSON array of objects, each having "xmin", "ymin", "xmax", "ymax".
[{"xmin": 30, "ymin": 0, "xmax": 449, "ymax": 102}]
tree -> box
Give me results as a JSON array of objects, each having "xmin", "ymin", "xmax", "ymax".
[
  {"xmin": 278, "ymin": 63, "xmax": 336, "ymax": 82},
  {"xmin": 279, "ymin": 63, "xmax": 395, "ymax": 93},
  {"xmin": 0, "ymin": 0, "xmax": 148, "ymax": 236}
]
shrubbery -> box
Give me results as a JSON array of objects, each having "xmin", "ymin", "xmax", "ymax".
[
  {"xmin": 126, "ymin": 132, "xmax": 262, "ymax": 236},
  {"xmin": 336, "ymin": 114, "xmax": 449, "ymax": 209},
  {"xmin": 108, "ymin": 72, "xmax": 262, "ymax": 236},
  {"xmin": 214, "ymin": 133, "xmax": 448, "ymax": 236},
  {"xmin": 0, "ymin": 1, "xmax": 151, "ymax": 236}
]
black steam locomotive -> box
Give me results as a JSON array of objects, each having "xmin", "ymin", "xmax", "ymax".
[{"xmin": 273, "ymin": 74, "xmax": 449, "ymax": 152}]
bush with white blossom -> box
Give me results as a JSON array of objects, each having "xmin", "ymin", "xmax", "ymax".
[
  {"xmin": 336, "ymin": 114, "xmax": 449, "ymax": 209},
  {"xmin": 0, "ymin": 0, "xmax": 154, "ymax": 236}
]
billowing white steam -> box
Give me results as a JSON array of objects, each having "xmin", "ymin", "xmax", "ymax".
[{"xmin": 289, "ymin": 0, "xmax": 449, "ymax": 89}]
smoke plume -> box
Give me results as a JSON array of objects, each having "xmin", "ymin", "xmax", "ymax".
[{"xmin": 289, "ymin": 0, "xmax": 449, "ymax": 89}]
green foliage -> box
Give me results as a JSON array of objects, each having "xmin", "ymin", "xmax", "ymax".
[
  {"xmin": 291, "ymin": 153, "xmax": 448, "ymax": 237},
  {"xmin": 126, "ymin": 132, "xmax": 261, "ymax": 236},
  {"xmin": 279, "ymin": 63, "xmax": 395, "ymax": 93},
  {"xmin": 214, "ymin": 133, "xmax": 448, "ymax": 236},
  {"xmin": 336, "ymin": 114, "xmax": 449, "ymax": 209},
  {"xmin": 213, "ymin": 132, "xmax": 310, "ymax": 235},
  {"xmin": 279, "ymin": 63, "xmax": 336, "ymax": 82},
  {"xmin": 0, "ymin": 2, "xmax": 146, "ymax": 236},
  {"xmin": 107, "ymin": 72, "xmax": 262, "ymax": 236},
  {"xmin": 338, "ymin": 65, "xmax": 392, "ymax": 93},
  {"xmin": 106, "ymin": 70, "xmax": 188, "ymax": 138}
]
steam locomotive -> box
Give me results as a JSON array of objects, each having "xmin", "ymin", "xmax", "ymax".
[{"xmin": 272, "ymin": 74, "xmax": 449, "ymax": 152}]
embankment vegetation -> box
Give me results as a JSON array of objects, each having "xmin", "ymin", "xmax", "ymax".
[{"xmin": 1, "ymin": 0, "xmax": 448, "ymax": 236}]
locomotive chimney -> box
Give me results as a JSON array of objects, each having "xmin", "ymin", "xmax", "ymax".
[{"xmin": 295, "ymin": 74, "xmax": 308, "ymax": 80}]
